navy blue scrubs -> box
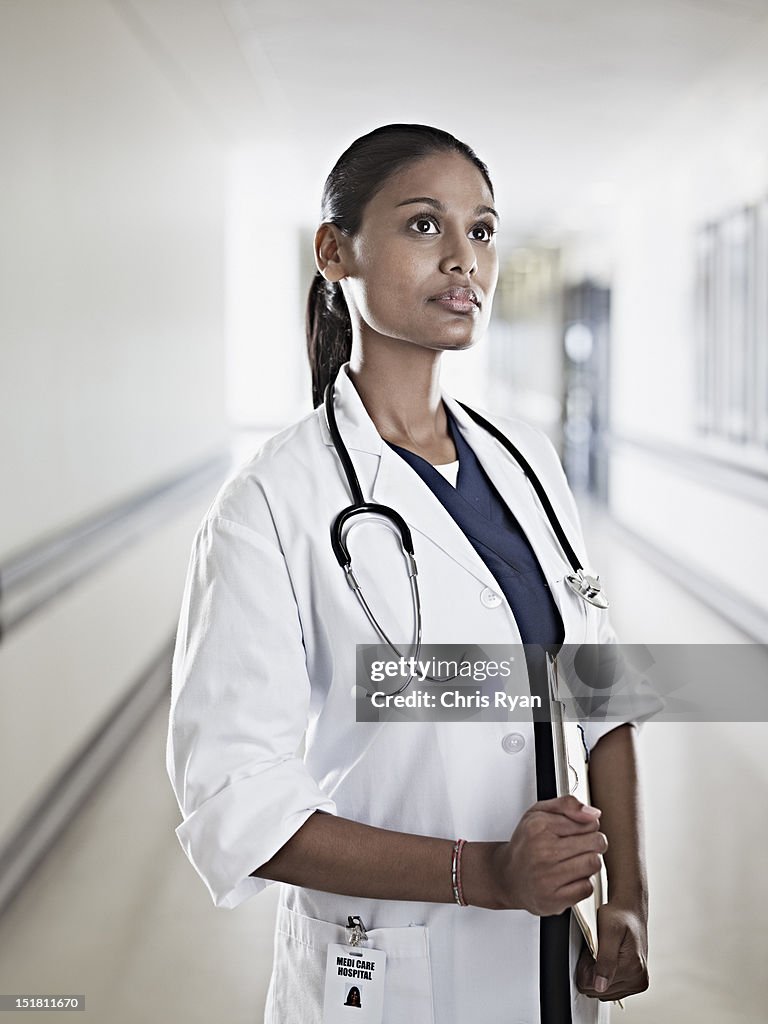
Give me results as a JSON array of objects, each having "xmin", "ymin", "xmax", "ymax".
[{"xmin": 386, "ymin": 404, "xmax": 572, "ymax": 1024}]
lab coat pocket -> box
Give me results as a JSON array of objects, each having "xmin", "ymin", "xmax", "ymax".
[{"xmin": 266, "ymin": 905, "xmax": 435, "ymax": 1024}]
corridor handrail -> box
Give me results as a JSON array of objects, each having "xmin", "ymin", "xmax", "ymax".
[{"xmin": 0, "ymin": 451, "xmax": 231, "ymax": 641}]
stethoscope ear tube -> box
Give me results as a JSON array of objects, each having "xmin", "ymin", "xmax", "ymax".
[
  {"xmin": 324, "ymin": 379, "xmax": 450, "ymax": 693},
  {"xmin": 331, "ymin": 502, "xmax": 416, "ymax": 568},
  {"xmin": 324, "ymin": 382, "xmax": 417, "ymax": 569},
  {"xmin": 324, "ymin": 382, "xmax": 365, "ymax": 506},
  {"xmin": 456, "ymin": 401, "xmax": 584, "ymax": 578},
  {"xmin": 457, "ymin": 403, "xmax": 609, "ymax": 609}
]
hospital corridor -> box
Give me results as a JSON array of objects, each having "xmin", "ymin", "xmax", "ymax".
[{"xmin": 2, "ymin": 2, "xmax": 768, "ymax": 1023}]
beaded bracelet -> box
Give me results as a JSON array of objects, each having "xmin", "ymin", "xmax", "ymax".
[{"xmin": 450, "ymin": 838, "xmax": 468, "ymax": 906}]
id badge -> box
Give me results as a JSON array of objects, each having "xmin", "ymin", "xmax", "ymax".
[{"xmin": 321, "ymin": 917, "xmax": 386, "ymax": 1024}]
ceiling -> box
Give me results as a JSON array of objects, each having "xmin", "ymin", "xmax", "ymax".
[{"xmin": 121, "ymin": 0, "xmax": 768, "ymax": 241}]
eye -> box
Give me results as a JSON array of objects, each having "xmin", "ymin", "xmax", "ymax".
[
  {"xmin": 470, "ymin": 222, "xmax": 496, "ymax": 243},
  {"xmin": 410, "ymin": 215, "xmax": 440, "ymax": 235}
]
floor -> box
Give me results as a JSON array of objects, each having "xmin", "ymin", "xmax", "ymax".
[{"xmin": 0, "ymin": 508, "xmax": 766, "ymax": 1023}]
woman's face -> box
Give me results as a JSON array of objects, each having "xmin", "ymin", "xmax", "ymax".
[{"xmin": 335, "ymin": 151, "xmax": 499, "ymax": 354}]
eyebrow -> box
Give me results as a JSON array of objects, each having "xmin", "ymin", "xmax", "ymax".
[{"xmin": 396, "ymin": 196, "xmax": 500, "ymax": 221}]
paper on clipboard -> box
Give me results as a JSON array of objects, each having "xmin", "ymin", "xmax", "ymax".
[{"xmin": 546, "ymin": 652, "xmax": 607, "ymax": 959}]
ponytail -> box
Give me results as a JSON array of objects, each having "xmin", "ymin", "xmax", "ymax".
[{"xmin": 306, "ymin": 271, "xmax": 352, "ymax": 408}]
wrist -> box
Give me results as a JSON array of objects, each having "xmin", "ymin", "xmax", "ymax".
[
  {"xmin": 605, "ymin": 854, "xmax": 648, "ymax": 914},
  {"xmin": 607, "ymin": 885, "xmax": 649, "ymax": 923},
  {"xmin": 459, "ymin": 841, "xmax": 509, "ymax": 910}
]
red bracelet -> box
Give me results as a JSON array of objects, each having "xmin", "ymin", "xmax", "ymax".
[{"xmin": 451, "ymin": 838, "xmax": 468, "ymax": 907}]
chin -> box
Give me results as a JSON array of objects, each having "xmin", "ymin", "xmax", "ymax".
[
  {"xmin": 416, "ymin": 324, "xmax": 483, "ymax": 351},
  {"xmin": 429, "ymin": 335, "xmax": 480, "ymax": 354}
]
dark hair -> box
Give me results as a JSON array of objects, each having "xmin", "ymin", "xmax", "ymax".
[
  {"xmin": 306, "ymin": 124, "xmax": 495, "ymax": 407},
  {"xmin": 344, "ymin": 986, "xmax": 361, "ymax": 1007}
]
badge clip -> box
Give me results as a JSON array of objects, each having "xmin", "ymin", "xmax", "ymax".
[{"xmin": 346, "ymin": 916, "xmax": 368, "ymax": 947}]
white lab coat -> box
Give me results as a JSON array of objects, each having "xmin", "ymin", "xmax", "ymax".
[{"xmin": 167, "ymin": 362, "xmax": 625, "ymax": 1024}]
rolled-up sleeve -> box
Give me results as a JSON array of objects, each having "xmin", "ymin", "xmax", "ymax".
[{"xmin": 166, "ymin": 513, "xmax": 336, "ymax": 909}]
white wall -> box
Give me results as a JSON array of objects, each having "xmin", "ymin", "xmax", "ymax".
[
  {"xmin": 226, "ymin": 143, "xmax": 308, "ymax": 429},
  {"xmin": 0, "ymin": 0, "xmax": 230, "ymax": 558},
  {"xmin": 0, "ymin": 0, "xmax": 234, "ymax": 851}
]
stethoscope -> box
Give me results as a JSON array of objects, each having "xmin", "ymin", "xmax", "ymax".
[{"xmin": 324, "ymin": 381, "xmax": 608, "ymax": 696}]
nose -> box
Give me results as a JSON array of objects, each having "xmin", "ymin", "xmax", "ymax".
[{"xmin": 438, "ymin": 225, "xmax": 478, "ymax": 277}]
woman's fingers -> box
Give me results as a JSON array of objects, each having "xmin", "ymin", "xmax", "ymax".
[
  {"xmin": 525, "ymin": 797, "xmax": 604, "ymax": 838},
  {"xmin": 550, "ymin": 876, "xmax": 595, "ymax": 912},
  {"xmin": 553, "ymin": 852, "xmax": 605, "ymax": 890},
  {"xmin": 553, "ymin": 831, "xmax": 608, "ymax": 862},
  {"xmin": 533, "ymin": 795, "xmax": 600, "ymax": 818}
]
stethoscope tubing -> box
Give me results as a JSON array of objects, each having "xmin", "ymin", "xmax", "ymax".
[
  {"xmin": 455, "ymin": 401, "xmax": 584, "ymax": 576},
  {"xmin": 323, "ymin": 380, "xmax": 606, "ymax": 696},
  {"xmin": 324, "ymin": 380, "xmax": 585, "ymax": 577}
]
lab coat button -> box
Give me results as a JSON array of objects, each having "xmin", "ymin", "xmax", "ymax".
[
  {"xmin": 501, "ymin": 732, "xmax": 525, "ymax": 754},
  {"xmin": 480, "ymin": 587, "xmax": 502, "ymax": 608}
]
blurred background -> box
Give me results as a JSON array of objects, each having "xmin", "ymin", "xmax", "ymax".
[{"xmin": 1, "ymin": 0, "xmax": 767, "ymax": 1021}]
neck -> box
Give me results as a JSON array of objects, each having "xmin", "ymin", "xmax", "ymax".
[{"xmin": 347, "ymin": 337, "xmax": 448, "ymax": 447}]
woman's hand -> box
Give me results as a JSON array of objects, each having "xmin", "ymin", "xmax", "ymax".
[
  {"xmin": 483, "ymin": 795, "xmax": 608, "ymax": 915},
  {"xmin": 576, "ymin": 903, "xmax": 649, "ymax": 1001}
]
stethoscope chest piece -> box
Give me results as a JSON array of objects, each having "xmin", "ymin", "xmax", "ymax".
[{"xmin": 565, "ymin": 569, "xmax": 609, "ymax": 609}]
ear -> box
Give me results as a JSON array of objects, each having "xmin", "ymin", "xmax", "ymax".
[{"xmin": 314, "ymin": 222, "xmax": 349, "ymax": 283}]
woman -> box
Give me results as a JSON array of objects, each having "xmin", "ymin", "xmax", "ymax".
[
  {"xmin": 344, "ymin": 986, "xmax": 362, "ymax": 1008},
  {"xmin": 166, "ymin": 125, "xmax": 649, "ymax": 1024}
]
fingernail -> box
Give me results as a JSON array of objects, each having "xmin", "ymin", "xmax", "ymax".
[
  {"xmin": 582, "ymin": 805, "xmax": 601, "ymax": 816},
  {"xmin": 594, "ymin": 975, "xmax": 609, "ymax": 993}
]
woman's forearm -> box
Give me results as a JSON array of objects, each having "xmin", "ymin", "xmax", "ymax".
[
  {"xmin": 250, "ymin": 811, "xmax": 502, "ymax": 907},
  {"xmin": 588, "ymin": 723, "xmax": 648, "ymax": 915}
]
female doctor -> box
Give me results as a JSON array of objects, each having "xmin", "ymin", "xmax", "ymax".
[{"xmin": 166, "ymin": 125, "xmax": 649, "ymax": 1024}]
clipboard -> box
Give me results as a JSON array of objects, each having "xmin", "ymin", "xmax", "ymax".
[{"xmin": 546, "ymin": 652, "xmax": 607, "ymax": 959}]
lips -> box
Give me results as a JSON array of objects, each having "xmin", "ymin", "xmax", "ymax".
[{"xmin": 429, "ymin": 286, "xmax": 481, "ymax": 313}]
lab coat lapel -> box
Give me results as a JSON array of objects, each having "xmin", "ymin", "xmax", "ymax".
[{"xmin": 371, "ymin": 443, "xmax": 505, "ymax": 590}]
